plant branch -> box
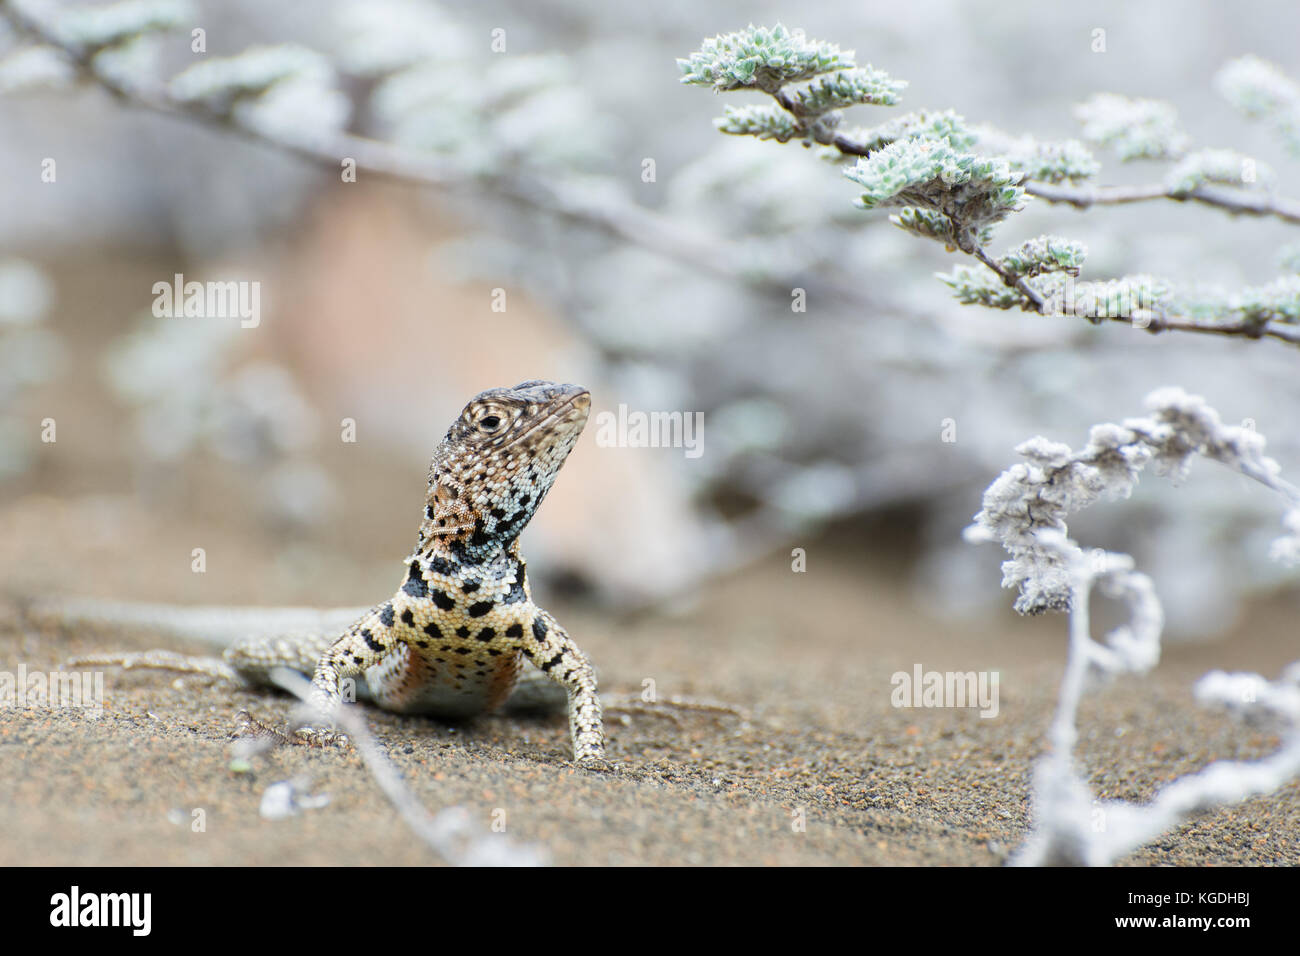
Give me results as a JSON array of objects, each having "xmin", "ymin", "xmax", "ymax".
[
  {"xmin": 972, "ymin": 246, "xmax": 1047, "ymax": 311},
  {"xmin": 1121, "ymin": 314, "xmax": 1300, "ymax": 346},
  {"xmin": 1024, "ymin": 179, "xmax": 1300, "ymax": 225},
  {"xmin": 748, "ymin": 72, "xmax": 1300, "ymax": 348},
  {"xmin": 0, "ymin": 2, "xmax": 890, "ymax": 316},
  {"xmin": 750, "ymin": 72, "xmax": 1300, "ymax": 348},
  {"xmin": 812, "ymin": 111, "xmax": 1300, "ymax": 226}
]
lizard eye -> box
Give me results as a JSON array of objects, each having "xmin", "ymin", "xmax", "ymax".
[{"xmin": 480, "ymin": 415, "xmax": 501, "ymax": 431}]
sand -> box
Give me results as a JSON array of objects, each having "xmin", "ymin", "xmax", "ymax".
[{"xmin": 3, "ymin": 527, "xmax": 1296, "ymax": 867}]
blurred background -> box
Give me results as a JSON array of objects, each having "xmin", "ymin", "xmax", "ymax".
[{"xmin": 2, "ymin": 0, "xmax": 1298, "ymax": 642}]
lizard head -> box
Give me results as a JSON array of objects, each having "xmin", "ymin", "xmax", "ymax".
[{"xmin": 421, "ymin": 381, "xmax": 591, "ymax": 557}]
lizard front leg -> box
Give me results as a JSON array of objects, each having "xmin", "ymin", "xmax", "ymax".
[
  {"xmin": 296, "ymin": 606, "xmax": 398, "ymax": 739},
  {"xmin": 516, "ymin": 607, "xmax": 606, "ymax": 763}
]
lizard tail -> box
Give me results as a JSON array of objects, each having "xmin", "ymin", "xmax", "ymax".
[
  {"xmin": 24, "ymin": 597, "xmax": 371, "ymax": 649},
  {"xmin": 65, "ymin": 649, "xmax": 239, "ymax": 681}
]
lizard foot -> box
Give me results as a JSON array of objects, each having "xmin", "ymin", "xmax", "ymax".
[{"xmin": 293, "ymin": 726, "xmax": 351, "ymax": 748}]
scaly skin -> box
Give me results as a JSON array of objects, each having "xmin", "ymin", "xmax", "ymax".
[{"xmin": 63, "ymin": 381, "xmax": 605, "ymax": 763}]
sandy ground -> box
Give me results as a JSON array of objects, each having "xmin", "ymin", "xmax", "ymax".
[{"xmin": 2, "ymin": 520, "xmax": 1297, "ymax": 867}]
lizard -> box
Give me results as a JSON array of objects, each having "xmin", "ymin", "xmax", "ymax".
[{"xmin": 46, "ymin": 380, "xmax": 607, "ymax": 764}]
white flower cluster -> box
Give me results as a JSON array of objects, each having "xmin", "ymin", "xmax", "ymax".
[
  {"xmin": 0, "ymin": 44, "xmax": 75, "ymax": 93},
  {"xmin": 677, "ymin": 22, "xmax": 855, "ymax": 93},
  {"xmin": 1216, "ymin": 55, "xmax": 1300, "ymax": 157},
  {"xmin": 1074, "ymin": 92, "xmax": 1190, "ymax": 161},
  {"xmin": 969, "ymin": 390, "xmax": 1300, "ymax": 865},
  {"xmin": 965, "ymin": 387, "xmax": 1300, "ymax": 615},
  {"xmin": 715, "ymin": 103, "xmax": 800, "ymax": 142},
  {"xmin": 169, "ymin": 45, "xmax": 350, "ymax": 139},
  {"xmin": 1164, "ymin": 148, "xmax": 1273, "ymax": 195},
  {"xmin": 44, "ymin": 0, "xmax": 193, "ymax": 51}
]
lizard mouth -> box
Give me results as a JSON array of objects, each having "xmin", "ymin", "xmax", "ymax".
[{"xmin": 505, "ymin": 390, "xmax": 590, "ymax": 449}]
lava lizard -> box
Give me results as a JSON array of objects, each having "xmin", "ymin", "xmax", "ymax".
[{"xmin": 44, "ymin": 380, "xmax": 606, "ymax": 763}]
